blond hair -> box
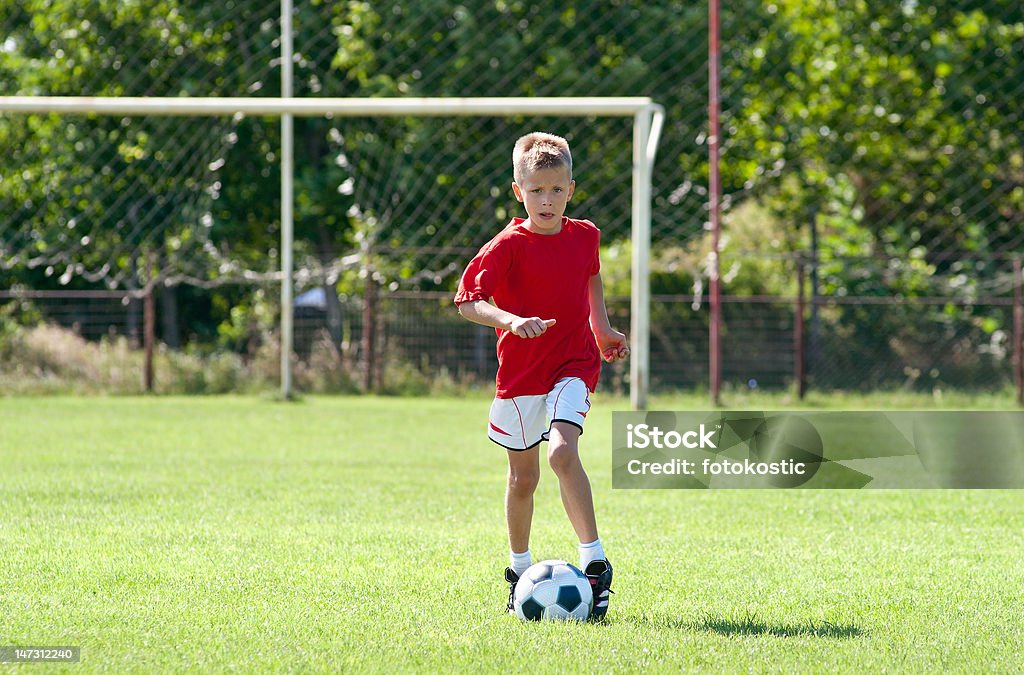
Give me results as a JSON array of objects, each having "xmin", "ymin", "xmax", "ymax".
[{"xmin": 512, "ymin": 132, "xmax": 572, "ymax": 183}]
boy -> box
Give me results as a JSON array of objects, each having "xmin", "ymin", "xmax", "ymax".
[{"xmin": 453, "ymin": 132, "xmax": 629, "ymax": 620}]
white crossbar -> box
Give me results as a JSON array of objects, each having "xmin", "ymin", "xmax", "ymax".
[{"xmin": 0, "ymin": 96, "xmax": 653, "ymax": 117}]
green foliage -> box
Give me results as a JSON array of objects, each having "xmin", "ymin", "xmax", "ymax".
[
  {"xmin": 725, "ymin": 0, "xmax": 1024, "ymax": 265},
  {"xmin": 7, "ymin": 1, "xmax": 1017, "ymax": 283},
  {"xmin": 603, "ymin": 200, "xmax": 798, "ymax": 300},
  {"xmin": 0, "ymin": 303, "xmax": 28, "ymax": 362},
  {"xmin": 215, "ymin": 287, "xmax": 277, "ymax": 353},
  {"xmin": 2, "ymin": 1, "xmax": 1022, "ymax": 394}
]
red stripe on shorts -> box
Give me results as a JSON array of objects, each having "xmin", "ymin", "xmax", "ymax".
[{"xmin": 489, "ymin": 422, "xmax": 512, "ymax": 437}]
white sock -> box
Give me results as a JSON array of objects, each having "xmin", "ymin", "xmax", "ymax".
[
  {"xmin": 510, "ymin": 549, "xmax": 532, "ymax": 577},
  {"xmin": 579, "ymin": 539, "xmax": 605, "ymax": 569}
]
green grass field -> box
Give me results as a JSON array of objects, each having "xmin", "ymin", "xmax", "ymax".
[{"xmin": 2, "ymin": 394, "xmax": 1023, "ymax": 671}]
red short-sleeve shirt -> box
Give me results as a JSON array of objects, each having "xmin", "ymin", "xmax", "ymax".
[{"xmin": 454, "ymin": 217, "xmax": 602, "ymax": 398}]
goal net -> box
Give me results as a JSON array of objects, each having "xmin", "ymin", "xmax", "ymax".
[{"xmin": 0, "ymin": 97, "xmax": 662, "ymax": 405}]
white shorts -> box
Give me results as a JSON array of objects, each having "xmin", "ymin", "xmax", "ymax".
[{"xmin": 487, "ymin": 377, "xmax": 592, "ymax": 451}]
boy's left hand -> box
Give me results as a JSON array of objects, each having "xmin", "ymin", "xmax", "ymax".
[{"xmin": 596, "ymin": 330, "xmax": 629, "ymax": 363}]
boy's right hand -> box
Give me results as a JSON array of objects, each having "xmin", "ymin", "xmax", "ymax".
[{"xmin": 509, "ymin": 317, "xmax": 556, "ymax": 339}]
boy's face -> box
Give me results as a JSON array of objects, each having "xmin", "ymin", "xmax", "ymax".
[{"xmin": 512, "ymin": 165, "xmax": 575, "ymax": 234}]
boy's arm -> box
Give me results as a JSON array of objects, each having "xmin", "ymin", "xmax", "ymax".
[
  {"xmin": 457, "ymin": 299, "xmax": 556, "ymax": 339},
  {"xmin": 588, "ymin": 273, "xmax": 629, "ymax": 362}
]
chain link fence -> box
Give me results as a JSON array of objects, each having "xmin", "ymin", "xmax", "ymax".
[{"xmin": 1, "ymin": 1, "xmax": 1022, "ymax": 397}]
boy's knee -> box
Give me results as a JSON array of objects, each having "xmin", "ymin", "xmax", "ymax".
[
  {"xmin": 547, "ymin": 440, "xmax": 580, "ymax": 475},
  {"xmin": 508, "ymin": 466, "xmax": 540, "ymax": 496}
]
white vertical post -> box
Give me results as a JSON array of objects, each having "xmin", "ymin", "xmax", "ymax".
[
  {"xmin": 631, "ymin": 107, "xmax": 652, "ymax": 410},
  {"xmin": 280, "ymin": 0, "xmax": 294, "ymax": 399}
]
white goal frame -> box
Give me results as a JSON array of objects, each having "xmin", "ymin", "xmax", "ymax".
[{"xmin": 0, "ymin": 94, "xmax": 664, "ymax": 408}]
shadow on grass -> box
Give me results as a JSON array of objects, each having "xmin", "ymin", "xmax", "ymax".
[{"xmin": 618, "ymin": 612, "xmax": 865, "ymax": 639}]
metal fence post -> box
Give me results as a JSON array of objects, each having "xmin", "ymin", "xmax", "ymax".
[
  {"xmin": 795, "ymin": 259, "xmax": 806, "ymax": 399},
  {"xmin": 144, "ymin": 283, "xmax": 155, "ymax": 393},
  {"xmin": 1014, "ymin": 257, "xmax": 1023, "ymax": 407},
  {"xmin": 362, "ymin": 271, "xmax": 377, "ymax": 393}
]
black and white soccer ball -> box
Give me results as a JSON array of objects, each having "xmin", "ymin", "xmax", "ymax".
[{"xmin": 513, "ymin": 559, "xmax": 593, "ymax": 621}]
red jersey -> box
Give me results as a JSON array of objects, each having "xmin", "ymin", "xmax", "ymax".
[{"xmin": 454, "ymin": 216, "xmax": 602, "ymax": 398}]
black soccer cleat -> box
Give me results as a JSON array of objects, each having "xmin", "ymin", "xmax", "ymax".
[
  {"xmin": 504, "ymin": 567, "xmax": 520, "ymax": 614},
  {"xmin": 584, "ymin": 559, "xmax": 614, "ymax": 620}
]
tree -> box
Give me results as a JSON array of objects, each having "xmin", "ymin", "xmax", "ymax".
[{"xmin": 723, "ymin": 0, "xmax": 1024, "ymax": 273}]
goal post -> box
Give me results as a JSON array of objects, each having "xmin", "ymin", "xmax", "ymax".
[{"xmin": 0, "ymin": 95, "xmax": 664, "ymax": 408}]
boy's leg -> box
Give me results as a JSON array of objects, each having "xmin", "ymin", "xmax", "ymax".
[
  {"xmin": 547, "ymin": 422, "xmax": 614, "ymax": 619},
  {"xmin": 505, "ymin": 445, "xmax": 541, "ymax": 557},
  {"xmin": 546, "ymin": 422, "xmax": 598, "ymax": 543},
  {"xmin": 544, "ymin": 379, "xmax": 614, "ymax": 620},
  {"xmin": 489, "ymin": 393, "xmax": 546, "ymax": 613},
  {"xmin": 504, "ymin": 445, "xmax": 540, "ymax": 612}
]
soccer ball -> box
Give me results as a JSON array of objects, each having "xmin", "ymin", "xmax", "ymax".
[{"xmin": 513, "ymin": 559, "xmax": 593, "ymax": 621}]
